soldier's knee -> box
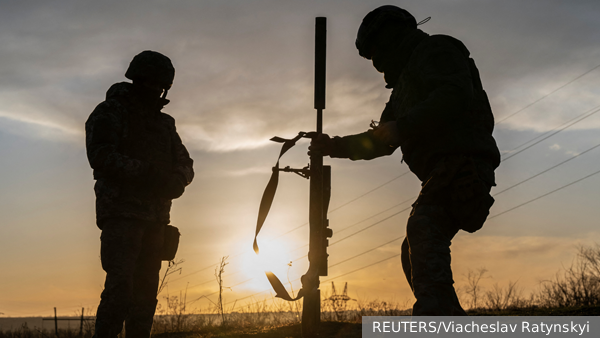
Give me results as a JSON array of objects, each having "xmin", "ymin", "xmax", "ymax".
[
  {"xmin": 103, "ymin": 273, "xmax": 135, "ymax": 299},
  {"xmin": 407, "ymin": 205, "xmax": 456, "ymax": 247},
  {"xmin": 406, "ymin": 212, "xmax": 437, "ymax": 247}
]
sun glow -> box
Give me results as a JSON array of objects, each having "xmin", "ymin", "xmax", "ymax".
[{"xmin": 239, "ymin": 239, "xmax": 306, "ymax": 291}]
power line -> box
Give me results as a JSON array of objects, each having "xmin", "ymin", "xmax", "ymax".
[
  {"xmin": 322, "ymin": 64, "xmax": 600, "ymax": 204},
  {"xmin": 323, "ymin": 253, "xmax": 401, "ymax": 283},
  {"xmin": 268, "ymin": 171, "xmax": 412, "ymax": 239},
  {"xmin": 185, "ymin": 290, "xmax": 219, "ymax": 306},
  {"xmin": 185, "ymin": 277, "xmax": 256, "ymax": 306},
  {"xmin": 334, "ymin": 100, "xmax": 600, "ymax": 211},
  {"xmin": 184, "ymin": 277, "xmax": 217, "ymax": 291},
  {"xmin": 328, "ymin": 171, "xmax": 410, "ymax": 213},
  {"xmin": 242, "ymin": 203, "xmax": 410, "ymax": 268},
  {"xmin": 333, "ymin": 195, "xmax": 415, "ymax": 235},
  {"xmin": 502, "ymin": 105, "xmax": 600, "ymax": 161},
  {"xmin": 494, "ymin": 140, "xmax": 600, "ymax": 196},
  {"xmin": 168, "ymin": 263, "xmax": 217, "ymax": 283},
  {"xmin": 281, "ymin": 196, "xmax": 415, "ymax": 257},
  {"xmin": 489, "ymin": 167, "xmax": 600, "ymax": 219},
  {"xmin": 329, "ymin": 236, "xmax": 403, "ymax": 269},
  {"xmin": 324, "ymin": 137, "xmax": 600, "ymax": 252},
  {"xmin": 504, "ymin": 105, "xmax": 600, "ymax": 154},
  {"xmin": 250, "ymin": 202, "xmax": 407, "ymax": 266},
  {"xmin": 495, "ymin": 63, "xmax": 600, "ymax": 124},
  {"xmin": 330, "ymin": 206, "xmax": 411, "ymax": 247},
  {"xmin": 288, "ymin": 234, "xmax": 405, "ymax": 269}
]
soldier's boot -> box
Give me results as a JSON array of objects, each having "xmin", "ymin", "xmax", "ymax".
[
  {"xmin": 93, "ymin": 306, "xmax": 128, "ymax": 338},
  {"xmin": 93, "ymin": 285, "xmax": 132, "ymax": 338},
  {"xmin": 411, "ymin": 282, "xmax": 467, "ymax": 316},
  {"xmin": 92, "ymin": 319, "xmax": 124, "ymax": 338},
  {"xmin": 407, "ymin": 206, "xmax": 466, "ymax": 316},
  {"xmin": 409, "ymin": 242, "xmax": 466, "ymax": 316},
  {"xmin": 124, "ymin": 299, "xmax": 158, "ymax": 338}
]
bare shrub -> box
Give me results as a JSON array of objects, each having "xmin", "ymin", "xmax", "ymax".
[
  {"xmin": 461, "ymin": 267, "xmax": 488, "ymax": 310},
  {"xmin": 214, "ymin": 256, "xmax": 230, "ymax": 326},
  {"xmin": 537, "ymin": 244, "xmax": 600, "ymax": 308},
  {"xmin": 578, "ymin": 244, "xmax": 600, "ymax": 280},
  {"xmin": 483, "ymin": 281, "xmax": 533, "ymax": 311}
]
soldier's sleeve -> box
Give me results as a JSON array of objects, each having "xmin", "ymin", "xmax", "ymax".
[
  {"xmin": 335, "ymin": 132, "xmax": 396, "ymax": 160},
  {"xmin": 395, "ymin": 36, "xmax": 474, "ymax": 144},
  {"xmin": 85, "ymin": 102, "xmax": 148, "ymax": 180},
  {"xmin": 332, "ymin": 102, "xmax": 397, "ymax": 161},
  {"xmin": 168, "ymin": 118, "xmax": 194, "ymax": 186}
]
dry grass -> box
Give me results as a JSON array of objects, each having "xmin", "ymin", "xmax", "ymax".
[
  {"xmin": 463, "ymin": 244, "xmax": 600, "ymax": 315},
  {"xmin": 536, "ymin": 244, "xmax": 600, "ymax": 308},
  {"xmin": 0, "ymin": 323, "xmax": 94, "ymax": 338},
  {"xmin": 4, "ymin": 244, "xmax": 600, "ymax": 337}
]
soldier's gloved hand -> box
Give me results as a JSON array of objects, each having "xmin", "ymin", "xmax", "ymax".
[
  {"xmin": 372, "ymin": 121, "xmax": 401, "ymax": 147},
  {"xmin": 162, "ymin": 174, "xmax": 186, "ymax": 199},
  {"xmin": 308, "ymin": 133, "xmax": 333, "ymax": 156}
]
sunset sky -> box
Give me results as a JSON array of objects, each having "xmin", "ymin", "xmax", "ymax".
[{"xmin": 2, "ymin": 0, "xmax": 600, "ymax": 317}]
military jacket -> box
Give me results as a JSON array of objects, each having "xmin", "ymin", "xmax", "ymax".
[
  {"xmin": 337, "ymin": 30, "xmax": 500, "ymax": 183},
  {"xmin": 85, "ymin": 82, "xmax": 194, "ymax": 227}
]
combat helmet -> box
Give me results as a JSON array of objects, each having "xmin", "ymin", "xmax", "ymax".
[
  {"xmin": 356, "ymin": 5, "xmax": 417, "ymax": 59},
  {"xmin": 125, "ymin": 50, "xmax": 175, "ymax": 90}
]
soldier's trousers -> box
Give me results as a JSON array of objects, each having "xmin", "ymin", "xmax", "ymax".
[
  {"xmin": 401, "ymin": 204, "xmax": 467, "ymax": 316},
  {"xmin": 94, "ymin": 218, "xmax": 164, "ymax": 338}
]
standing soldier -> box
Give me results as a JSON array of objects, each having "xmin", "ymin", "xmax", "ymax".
[
  {"xmin": 310, "ymin": 6, "xmax": 500, "ymax": 315},
  {"xmin": 86, "ymin": 51, "xmax": 194, "ymax": 337}
]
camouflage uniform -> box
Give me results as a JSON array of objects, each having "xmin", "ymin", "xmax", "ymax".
[
  {"xmin": 328, "ymin": 9, "xmax": 500, "ymax": 315},
  {"xmin": 86, "ymin": 74, "xmax": 193, "ymax": 337}
]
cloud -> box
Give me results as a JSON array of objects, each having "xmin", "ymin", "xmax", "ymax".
[
  {"xmin": 0, "ymin": 110, "xmax": 82, "ymax": 142},
  {"xmin": 1, "ymin": 0, "xmax": 600, "ymax": 149}
]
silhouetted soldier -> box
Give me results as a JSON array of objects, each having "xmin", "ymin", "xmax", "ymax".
[
  {"xmin": 310, "ymin": 6, "xmax": 500, "ymax": 315},
  {"xmin": 86, "ymin": 51, "xmax": 194, "ymax": 337}
]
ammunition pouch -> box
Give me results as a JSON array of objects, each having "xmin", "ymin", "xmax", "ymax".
[
  {"xmin": 162, "ymin": 225, "xmax": 180, "ymax": 261},
  {"xmin": 414, "ymin": 155, "xmax": 494, "ymax": 233}
]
